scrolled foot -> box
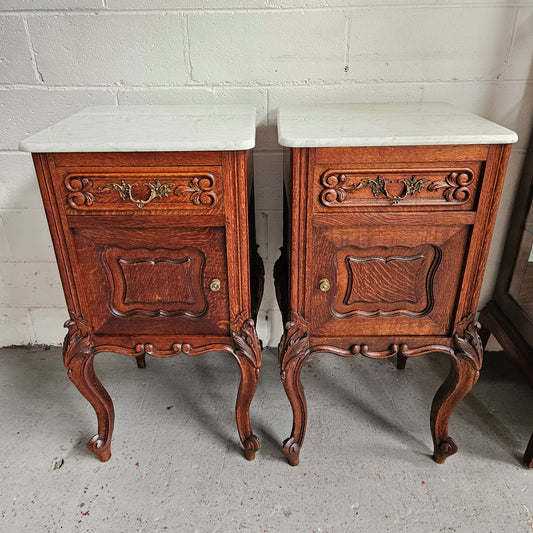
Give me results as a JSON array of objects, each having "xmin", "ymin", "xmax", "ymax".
[
  {"xmin": 243, "ymin": 434, "xmax": 260, "ymax": 461},
  {"xmin": 283, "ymin": 437, "xmax": 301, "ymax": 467},
  {"xmin": 88, "ymin": 434, "xmax": 112, "ymax": 462},
  {"xmin": 433, "ymin": 438, "xmax": 458, "ymax": 464}
]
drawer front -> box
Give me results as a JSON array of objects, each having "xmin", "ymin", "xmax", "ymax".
[
  {"xmin": 60, "ymin": 167, "xmax": 223, "ymax": 215},
  {"xmin": 308, "ymin": 220, "xmax": 471, "ymax": 337},
  {"xmin": 314, "ymin": 161, "xmax": 482, "ymax": 212},
  {"xmin": 71, "ymin": 226, "xmax": 230, "ymax": 336}
]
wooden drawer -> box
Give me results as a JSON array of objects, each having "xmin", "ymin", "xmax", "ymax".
[
  {"xmin": 314, "ymin": 161, "xmax": 483, "ymax": 212},
  {"xmin": 58, "ymin": 166, "xmax": 223, "ymax": 216}
]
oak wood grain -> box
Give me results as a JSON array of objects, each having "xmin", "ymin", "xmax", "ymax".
[
  {"xmin": 33, "ymin": 150, "xmax": 263, "ymax": 462},
  {"xmin": 276, "ymin": 142, "xmax": 512, "ymax": 467}
]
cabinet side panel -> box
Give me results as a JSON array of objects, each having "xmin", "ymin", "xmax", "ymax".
[
  {"xmin": 32, "ymin": 153, "xmax": 82, "ymax": 318},
  {"xmin": 289, "ymin": 147, "xmax": 312, "ymax": 315},
  {"xmin": 454, "ymin": 144, "xmax": 512, "ymax": 325},
  {"xmin": 223, "ymin": 151, "xmax": 251, "ymax": 320}
]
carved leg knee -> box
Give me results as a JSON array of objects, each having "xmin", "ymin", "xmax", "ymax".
[{"xmin": 431, "ymin": 322, "xmax": 482, "ymax": 464}]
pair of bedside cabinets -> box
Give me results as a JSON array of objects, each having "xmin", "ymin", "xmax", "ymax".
[{"xmin": 20, "ymin": 103, "xmax": 517, "ymax": 466}]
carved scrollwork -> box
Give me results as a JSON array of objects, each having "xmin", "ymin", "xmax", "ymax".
[
  {"xmin": 282, "ymin": 437, "xmax": 301, "ymax": 467},
  {"xmin": 278, "ymin": 311, "xmax": 310, "ymax": 369},
  {"xmin": 427, "ymin": 171, "xmax": 474, "ymax": 202},
  {"xmin": 362, "ymin": 175, "xmax": 429, "ymax": 204},
  {"xmin": 63, "ymin": 312, "xmax": 93, "ymax": 368},
  {"xmin": 320, "ymin": 173, "xmax": 347, "ymax": 205},
  {"xmin": 96, "ymin": 340, "xmax": 235, "ymax": 359},
  {"xmin": 231, "ymin": 311, "xmax": 262, "ymax": 369},
  {"xmin": 308, "ymin": 341, "xmax": 453, "ymax": 360},
  {"xmin": 453, "ymin": 321, "xmax": 483, "ymax": 372},
  {"xmin": 319, "ymin": 172, "xmax": 363, "ymax": 206},
  {"xmin": 134, "ymin": 342, "xmax": 193, "ymax": 357},
  {"xmin": 185, "ymin": 174, "xmax": 218, "ymax": 206},
  {"xmin": 64, "ymin": 176, "xmax": 96, "ymax": 208}
]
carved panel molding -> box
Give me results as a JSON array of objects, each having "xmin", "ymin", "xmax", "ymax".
[
  {"xmin": 63, "ymin": 172, "xmax": 219, "ymax": 211},
  {"xmin": 333, "ymin": 244, "xmax": 442, "ymax": 318},
  {"xmin": 100, "ymin": 246, "xmax": 208, "ymax": 318},
  {"xmin": 319, "ymin": 167, "xmax": 475, "ymax": 207}
]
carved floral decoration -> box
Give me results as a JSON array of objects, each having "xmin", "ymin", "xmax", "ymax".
[{"xmin": 319, "ymin": 169, "xmax": 475, "ymax": 206}]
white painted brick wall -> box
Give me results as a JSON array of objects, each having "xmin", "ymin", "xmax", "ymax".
[{"xmin": 0, "ymin": 2, "xmax": 532, "ymax": 349}]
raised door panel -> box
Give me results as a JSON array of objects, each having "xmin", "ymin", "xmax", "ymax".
[
  {"xmin": 308, "ymin": 220, "xmax": 471, "ymax": 336},
  {"xmin": 70, "ymin": 226, "xmax": 229, "ymax": 336}
]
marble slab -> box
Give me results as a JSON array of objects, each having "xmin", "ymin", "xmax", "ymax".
[
  {"xmin": 277, "ymin": 103, "xmax": 518, "ymax": 147},
  {"xmin": 19, "ymin": 105, "xmax": 257, "ymax": 152}
]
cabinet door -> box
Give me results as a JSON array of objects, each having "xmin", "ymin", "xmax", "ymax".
[
  {"xmin": 70, "ymin": 225, "xmax": 229, "ymax": 336},
  {"xmin": 308, "ymin": 218, "xmax": 471, "ymax": 337}
]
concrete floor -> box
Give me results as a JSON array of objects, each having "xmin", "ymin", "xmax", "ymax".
[{"xmin": 0, "ymin": 346, "xmax": 532, "ymax": 532}]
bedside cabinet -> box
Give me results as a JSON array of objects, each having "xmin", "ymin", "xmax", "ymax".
[
  {"xmin": 274, "ymin": 103, "xmax": 517, "ymax": 466},
  {"xmin": 20, "ymin": 105, "xmax": 264, "ymax": 462}
]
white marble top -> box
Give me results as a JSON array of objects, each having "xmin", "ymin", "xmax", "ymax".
[
  {"xmin": 277, "ymin": 103, "xmax": 518, "ymax": 147},
  {"xmin": 19, "ymin": 105, "xmax": 257, "ymax": 152}
]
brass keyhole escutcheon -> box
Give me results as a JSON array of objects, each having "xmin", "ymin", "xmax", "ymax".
[
  {"xmin": 210, "ymin": 279, "xmax": 221, "ymax": 292},
  {"xmin": 319, "ymin": 278, "xmax": 330, "ymax": 292}
]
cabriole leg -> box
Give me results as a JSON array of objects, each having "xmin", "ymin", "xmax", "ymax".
[
  {"xmin": 231, "ymin": 315, "xmax": 262, "ymax": 461},
  {"xmin": 63, "ymin": 317, "xmax": 114, "ymax": 462},
  {"xmin": 431, "ymin": 322, "xmax": 482, "ymax": 464},
  {"xmin": 278, "ymin": 311, "xmax": 310, "ymax": 466},
  {"xmin": 234, "ymin": 356, "xmax": 261, "ymax": 461},
  {"xmin": 280, "ymin": 355, "xmax": 309, "ymax": 467}
]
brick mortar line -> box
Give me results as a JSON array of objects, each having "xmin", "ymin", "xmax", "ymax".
[
  {"xmin": 0, "ymin": 4, "xmax": 529, "ymax": 15},
  {"xmin": 1, "ymin": 80, "xmax": 531, "ymax": 90}
]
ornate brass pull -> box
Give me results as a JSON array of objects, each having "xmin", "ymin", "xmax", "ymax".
[
  {"xmin": 210, "ymin": 279, "xmax": 221, "ymax": 292},
  {"xmin": 362, "ymin": 175, "xmax": 429, "ymax": 204},
  {"xmin": 319, "ymin": 278, "xmax": 331, "ymax": 292},
  {"xmin": 107, "ymin": 179, "xmax": 175, "ymax": 209}
]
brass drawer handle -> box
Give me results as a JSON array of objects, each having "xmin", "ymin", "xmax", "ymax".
[
  {"xmin": 319, "ymin": 278, "xmax": 330, "ymax": 292},
  {"xmin": 362, "ymin": 175, "xmax": 429, "ymax": 204},
  {"xmin": 107, "ymin": 179, "xmax": 175, "ymax": 209},
  {"xmin": 210, "ymin": 279, "xmax": 221, "ymax": 292}
]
